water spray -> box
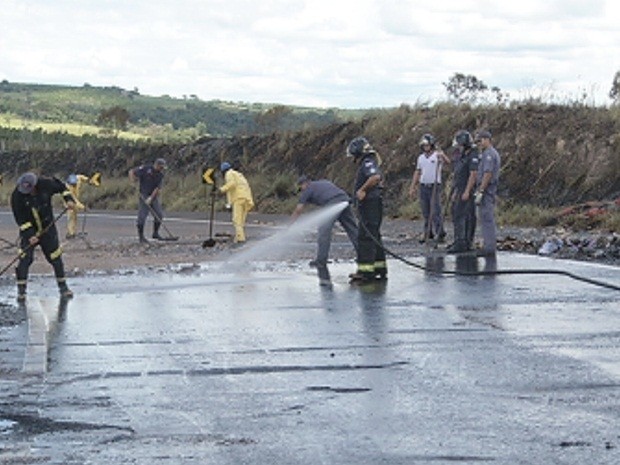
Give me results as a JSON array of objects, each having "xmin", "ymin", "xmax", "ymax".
[{"xmin": 226, "ymin": 201, "xmax": 349, "ymax": 267}]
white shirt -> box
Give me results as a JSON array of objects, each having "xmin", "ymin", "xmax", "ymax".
[{"xmin": 416, "ymin": 151, "xmax": 442, "ymax": 185}]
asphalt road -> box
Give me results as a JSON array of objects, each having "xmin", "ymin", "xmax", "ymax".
[
  {"xmin": 2, "ymin": 207, "xmax": 620, "ymax": 464},
  {"xmin": 1, "ymin": 243, "xmax": 619, "ymax": 464},
  {"xmin": 0, "ymin": 207, "xmax": 286, "ymax": 245}
]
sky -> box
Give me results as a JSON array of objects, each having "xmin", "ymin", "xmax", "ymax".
[{"xmin": 1, "ymin": 0, "xmax": 619, "ymax": 109}]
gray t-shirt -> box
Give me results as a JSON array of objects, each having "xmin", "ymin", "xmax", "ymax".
[{"xmin": 299, "ymin": 180, "xmax": 349, "ymax": 206}]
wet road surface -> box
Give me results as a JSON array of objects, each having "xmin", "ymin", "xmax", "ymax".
[{"xmin": 1, "ymin": 253, "xmax": 620, "ymax": 464}]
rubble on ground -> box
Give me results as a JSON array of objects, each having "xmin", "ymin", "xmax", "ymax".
[{"xmin": 499, "ymin": 228, "xmax": 620, "ymax": 265}]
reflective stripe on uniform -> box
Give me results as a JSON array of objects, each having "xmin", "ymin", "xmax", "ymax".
[
  {"xmin": 374, "ymin": 261, "xmax": 387, "ymax": 269},
  {"xmin": 357, "ymin": 263, "xmax": 375, "ymax": 272},
  {"xmin": 19, "ymin": 221, "xmax": 33, "ymax": 231},
  {"xmin": 50, "ymin": 247, "xmax": 63, "ymax": 260},
  {"xmin": 32, "ymin": 208, "xmax": 43, "ymax": 234}
]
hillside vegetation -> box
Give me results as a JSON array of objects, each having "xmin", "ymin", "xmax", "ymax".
[
  {"xmin": 0, "ymin": 81, "xmax": 363, "ymax": 142},
  {"xmin": 0, "ymin": 82, "xmax": 619, "ymax": 231}
]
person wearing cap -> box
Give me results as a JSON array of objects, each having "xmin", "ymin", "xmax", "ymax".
[
  {"xmin": 290, "ymin": 176, "xmax": 358, "ymax": 281},
  {"xmin": 474, "ymin": 130, "xmax": 501, "ymax": 255},
  {"xmin": 65, "ymin": 173, "xmax": 90, "ymax": 239},
  {"xmin": 219, "ymin": 161, "xmax": 254, "ymax": 244},
  {"xmin": 129, "ymin": 158, "xmax": 167, "ymax": 243},
  {"xmin": 11, "ymin": 172, "xmax": 76, "ymax": 302}
]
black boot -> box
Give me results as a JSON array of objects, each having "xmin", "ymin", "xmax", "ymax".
[
  {"xmin": 152, "ymin": 221, "xmax": 164, "ymax": 240},
  {"xmin": 138, "ymin": 225, "xmax": 149, "ymax": 244},
  {"xmin": 58, "ymin": 281, "xmax": 74, "ymax": 299},
  {"xmin": 17, "ymin": 282, "xmax": 27, "ymax": 303}
]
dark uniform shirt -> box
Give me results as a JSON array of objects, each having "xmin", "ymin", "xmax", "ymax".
[
  {"xmin": 355, "ymin": 154, "xmax": 383, "ymax": 201},
  {"xmin": 133, "ymin": 164, "xmax": 164, "ymax": 197},
  {"xmin": 452, "ymin": 148, "xmax": 479, "ymax": 194},
  {"xmin": 299, "ymin": 180, "xmax": 350, "ymax": 206},
  {"xmin": 11, "ymin": 177, "xmax": 74, "ymax": 240}
]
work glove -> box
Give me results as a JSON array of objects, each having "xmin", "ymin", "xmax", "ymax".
[
  {"xmin": 225, "ymin": 204, "xmax": 232, "ymax": 211},
  {"xmin": 474, "ymin": 191, "xmax": 483, "ymax": 205},
  {"xmin": 145, "ymin": 196, "xmax": 153, "ymax": 205}
]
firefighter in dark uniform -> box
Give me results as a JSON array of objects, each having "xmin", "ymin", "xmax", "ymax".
[
  {"xmin": 11, "ymin": 172, "xmax": 76, "ymax": 302},
  {"xmin": 346, "ymin": 136, "xmax": 387, "ymax": 283},
  {"xmin": 447, "ymin": 130, "xmax": 479, "ymax": 253}
]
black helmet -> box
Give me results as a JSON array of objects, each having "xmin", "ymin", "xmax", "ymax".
[
  {"xmin": 347, "ymin": 136, "xmax": 375, "ymax": 159},
  {"xmin": 452, "ymin": 130, "xmax": 473, "ymax": 148},
  {"xmin": 419, "ymin": 133, "xmax": 436, "ymax": 149}
]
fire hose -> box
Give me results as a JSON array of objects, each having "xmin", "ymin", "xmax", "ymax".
[{"xmin": 352, "ymin": 186, "xmax": 620, "ymax": 292}]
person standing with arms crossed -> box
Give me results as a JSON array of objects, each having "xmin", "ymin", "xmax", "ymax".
[
  {"xmin": 409, "ymin": 133, "xmax": 450, "ymax": 243},
  {"xmin": 474, "ymin": 130, "xmax": 501, "ymax": 256},
  {"xmin": 129, "ymin": 158, "xmax": 167, "ymax": 243}
]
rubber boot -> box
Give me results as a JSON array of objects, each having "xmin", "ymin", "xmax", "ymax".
[
  {"xmin": 138, "ymin": 225, "xmax": 149, "ymax": 244},
  {"xmin": 58, "ymin": 279, "xmax": 74, "ymax": 299},
  {"xmin": 152, "ymin": 221, "xmax": 164, "ymax": 240},
  {"xmin": 17, "ymin": 282, "xmax": 27, "ymax": 303}
]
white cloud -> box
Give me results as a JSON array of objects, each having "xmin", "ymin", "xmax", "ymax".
[{"xmin": 0, "ymin": 0, "xmax": 618, "ymax": 107}]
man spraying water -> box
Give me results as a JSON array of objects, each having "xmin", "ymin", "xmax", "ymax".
[{"xmin": 290, "ymin": 175, "xmax": 358, "ymax": 269}]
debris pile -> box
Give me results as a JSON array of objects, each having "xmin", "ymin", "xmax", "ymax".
[{"xmin": 499, "ymin": 229, "xmax": 620, "ymax": 265}]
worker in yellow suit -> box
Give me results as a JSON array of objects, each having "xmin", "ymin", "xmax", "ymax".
[
  {"xmin": 65, "ymin": 173, "xmax": 90, "ymax": 239},
  {"xmin": 219, "ymin": 162, "xmax": 254, "ymax": 244}
]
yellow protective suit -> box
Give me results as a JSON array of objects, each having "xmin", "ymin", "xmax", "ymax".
[
  {"xmin": 66, "ymin": 174, "xmax": 89, "ymax": 237},
  {"xmin": 219, "ymin": 169, "xmax": 255, "ymax": 243}
]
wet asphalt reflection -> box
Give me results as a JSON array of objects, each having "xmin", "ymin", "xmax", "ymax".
[{"xmin": 3, "ymin": 253, "xmax": 620, "ymax": 464}]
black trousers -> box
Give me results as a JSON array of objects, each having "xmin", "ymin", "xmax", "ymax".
[
  {"xmin": 451, "ymin": 195, "xmax": 476, "ymax": 249},
  {"xmin": 356, "ymin": 197, "xmax": 386, "ymax": 277},
  {"xmin": 16, "ymin": 226, "xmax": 66, "ymax": 283}
]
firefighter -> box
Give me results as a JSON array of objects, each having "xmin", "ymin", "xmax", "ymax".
[
  {"xmin": 11, "ymin": 172, "xmax": 76, "ymax": 302},
  {"xmin": 346, "ymin": 137, "xmax": 387, "ymax": 283},
  {"xmin": 129, "ymin": 158, "xmax": 167, "ymax": 243},
  {"xmin": 65, "ymin": 173, "xmax": 89, "ymax": 239},
  {"xmin": 219, "ymin": 162, "xmax": 255, "ymax": 244}
]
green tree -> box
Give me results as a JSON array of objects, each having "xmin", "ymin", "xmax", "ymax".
[
  {"xmin": 443, "ymin": 73, "xmax": 506, "ymax": 105},
  {"xmin": 97, "ymin": 106, "xmax": 130, "ymax": 136},
  {"xmin": 255, "ymin": 105, "xmax": 293, "ymax": 133}
]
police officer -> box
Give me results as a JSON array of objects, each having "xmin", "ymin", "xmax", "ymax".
[
  {"xmin": 447, "ymin": 130, "xmax": 479, "ymax": 254},
  {"xmin": 346, "ymin": 136, "xmax": 387, "ymax": 283},
  {"xmin": 11, "ymin": 172, "xmax": 76, "ymax": 302},
  {"xmin": 474, "ymin": 130, "xmax": 501, "ymax": 255},
  {"xmin": 129, "ymin": 158, "xmax": 167, "ymax": 243}
]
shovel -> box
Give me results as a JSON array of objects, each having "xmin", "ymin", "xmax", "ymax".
[
  {"xmin": 202, "ymin": 186, "xmax": 217, "ymax": 248},
  {"xmin": 139, "ymin": 193, "xmax": 179, "ymax": 241}
]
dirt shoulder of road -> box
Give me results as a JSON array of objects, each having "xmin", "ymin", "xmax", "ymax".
[{"xmin": 1, "ymin": 211, "xmax": 619, "ymax": 277}]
